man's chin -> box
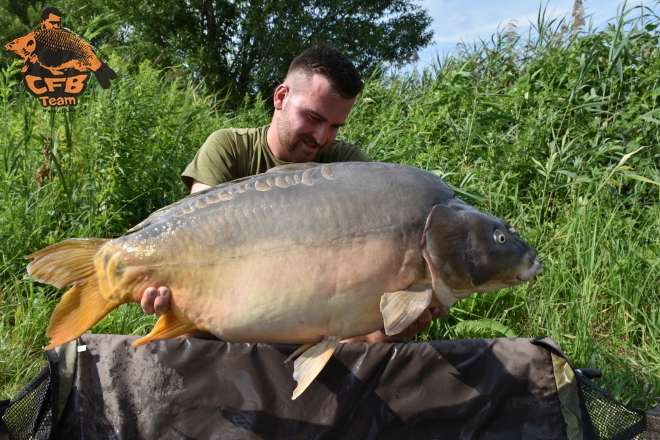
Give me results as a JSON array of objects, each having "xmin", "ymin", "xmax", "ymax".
[{"xmin": 288, "ymin": 144, "xmax": 324, "ymax": 163}]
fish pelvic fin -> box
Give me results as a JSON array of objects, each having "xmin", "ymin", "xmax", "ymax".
[
  {"xmin": 27, "ymin": 238, "xmax": 109, "ymax": 288},
  {"xmin": 45, "ymin": 276, "xmax": 119, "ymax": 350},
  {"xmin": 380, "ymin": 285, "xmax": 433, "ymax": 336},
  {"xmin": 132, "ymin": 310, "xmax": 198, "ymax": 347},
  {"xmin": 292, "ymin": 336, "xmax": 341, "ymax": 400}
]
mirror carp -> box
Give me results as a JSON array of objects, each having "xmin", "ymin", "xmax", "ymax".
[{"xmin": 27, "ymin": 162, "xmax": 543, "ymax": 399}]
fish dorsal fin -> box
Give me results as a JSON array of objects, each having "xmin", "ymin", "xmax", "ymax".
[
  {"xmin": 266, "ymin": 163, "xmax": 321, "ymax": 174},
  {"xmin": 132, "ymin": 310, "xmax": 198, "ymax": 347},
  {"xmin": 292, "ymin": 336, "xmax": 341, "ymax": 400},
  {"xmin": 380, "ymin": 285, "xmax": 433, "ymax": 336}
]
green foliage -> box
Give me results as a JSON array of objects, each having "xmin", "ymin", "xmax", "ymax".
[
  {"xmin": 342, "ymin": 3, "xmax": 659, "ymax": 408},
  {"xmin": 0, "ymin": 1, "xmax": 658, "ymax": 412},
  {"xmin": 2, "ymin": 0, "xmax": 433, "ymax": 107},
  {"xmin": 0, "ymin": 59, "xmax": 232, "ymax": 398},
  {"xmin": 110, "ymin": 0, "xmax": 433, "ymax": 107}
]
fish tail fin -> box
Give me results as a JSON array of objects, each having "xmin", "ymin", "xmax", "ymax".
[
  {"xmin": 45, "ymin": 276, "xmax": 119, "ymax": 350},
  {"xmin": 26, "ymin": 238, "xmax": 118, "ymax": 350},
  {"xmin": 27, "ymin": 238, "xmax": 109, "ymax": 288}
]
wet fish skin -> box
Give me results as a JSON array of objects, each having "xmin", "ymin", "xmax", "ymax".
[{"xmin": 27, "ymin": 162, "xmax": 542, "ymax": 399}]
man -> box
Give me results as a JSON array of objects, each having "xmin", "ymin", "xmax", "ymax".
[{"xmin": 140, "ymin": 44, "xmax": 446, "ymax": 342}]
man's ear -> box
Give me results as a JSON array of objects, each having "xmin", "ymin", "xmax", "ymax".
[{"xmin": 273, "ymin": 84, "xmax": 289, "ymax": 110}]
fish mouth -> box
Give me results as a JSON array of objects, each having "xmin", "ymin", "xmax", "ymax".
[{"xmin": 515, "ymin": 255, "xmax": 543, "ymax": 282}]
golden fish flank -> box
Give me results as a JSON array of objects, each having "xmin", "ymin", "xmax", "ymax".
[
  {"xmin": 123, "ymin": 236, "xmax": 157, "ymax": 258},
  {"xmin": 26, "ymin": 162, "xmax": 542, "ymax": 400}
]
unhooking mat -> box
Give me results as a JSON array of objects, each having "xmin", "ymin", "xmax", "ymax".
[{"xmin": 1, "ymin": 335, "xmax": 657, "ymax": 439}]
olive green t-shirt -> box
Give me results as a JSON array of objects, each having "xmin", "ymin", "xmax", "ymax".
[{"xmin": 181, "ymin": 125, "xmax": 369, "ymax": 189}]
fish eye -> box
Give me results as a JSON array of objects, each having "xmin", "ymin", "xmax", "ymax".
[{"xmin": 493, "ymin": 229, "xmax": 506, "ymax": 244}]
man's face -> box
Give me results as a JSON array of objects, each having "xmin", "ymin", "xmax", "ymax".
[{"xmin": 273, "ymin": 73, "xmax": 356, "ymax": 163}]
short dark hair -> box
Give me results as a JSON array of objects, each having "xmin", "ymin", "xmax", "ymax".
[
  {"xmin": 40, "ymin": 7, "xmax": 62, "ymax": 21},
  {"xmin": 287, "ymin": 44, "xmax": 364, "ymax": 99}
]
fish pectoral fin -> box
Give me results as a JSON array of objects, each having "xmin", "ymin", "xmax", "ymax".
[
  {"xmin": 132, "ymin": 310, "xmax": 198, "ymax": 348},
  {"xmin": 292, "ymin": 336, "xmax": 341, "ymax": 400},
  {"xmin": 380, "ymin": 285, "xmax": 433, "ymax": 336}
]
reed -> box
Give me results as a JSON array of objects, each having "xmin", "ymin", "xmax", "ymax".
[{"xmin": 0, "ymin": 3, "xmax": 658, "ymax": 408}]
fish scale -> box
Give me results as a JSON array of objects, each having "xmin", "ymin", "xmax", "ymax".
[{"xmin": 26, "ymin": 162, "xmax": 543, "ymax": 399}]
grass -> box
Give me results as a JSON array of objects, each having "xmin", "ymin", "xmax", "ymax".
[{"xmin": 1, "ymin": 2, "xmax": 658, "ymax": 410}]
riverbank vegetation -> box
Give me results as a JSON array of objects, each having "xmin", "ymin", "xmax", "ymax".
[{"xmin": 1, "ymin": 3, "xmax": 658, "ymax": 408}]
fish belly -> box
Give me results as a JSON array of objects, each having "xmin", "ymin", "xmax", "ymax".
[{"xmin": 151, "ymin": 237, "xmax": 421, "ymax": 343}]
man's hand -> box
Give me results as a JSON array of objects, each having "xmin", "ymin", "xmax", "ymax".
[
  {"xmin": 140, "ymin": 287, "xmax": 447, "ymax": 342},
  {"xmin": 140, "ymin": 286, "xmax": 171, "ymax": 316},
  {"xmin": 141, "ymin": 286, "xmax": 218, "ymax": 340},
  {"xmin": 341, "ymin": 305, "xmax": 447, "ymax": 343}
]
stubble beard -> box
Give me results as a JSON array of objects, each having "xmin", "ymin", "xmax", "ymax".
[{"xmin": 276, "ymin": 107, "xmax": 323, "ymax": 163}]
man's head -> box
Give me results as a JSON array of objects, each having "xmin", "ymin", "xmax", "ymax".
[
  {"xmin": 40, "ymin": 8, "xmax": 62, "ymax": 29},
  {"xmin": 268, "ymin": 45, "xmax": 363, "ymax": 163}
]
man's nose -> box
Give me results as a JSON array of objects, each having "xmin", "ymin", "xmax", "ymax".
[{"xmin": 312, "ymin": 124, "xmax": 329, "ymax": 146}]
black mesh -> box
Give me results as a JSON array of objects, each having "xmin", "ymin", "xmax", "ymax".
[
  {"xmin": 575, "ymin": 369, "xmax": 647, "ymax": 440},
  {"xmin": 0, "ymin": 366, "xmax": 53, "ymax": 440}
]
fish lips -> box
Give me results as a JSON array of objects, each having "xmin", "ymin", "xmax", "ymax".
[{"xmin": 515, "ymin": 255, "xmax": 543, "ymax": 282}]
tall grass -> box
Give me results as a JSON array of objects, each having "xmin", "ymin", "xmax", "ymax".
[{"xmin": 1, "ymin": 4, "xmax": 658, "ymax": 408}]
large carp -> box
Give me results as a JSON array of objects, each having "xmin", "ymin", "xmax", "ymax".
[{"xmin": 28, "ymin": 162, "xmax": 542, "ymax": 399}]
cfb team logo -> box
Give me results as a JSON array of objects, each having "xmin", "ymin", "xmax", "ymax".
[{"xmin": 4, "ymin": 8, "xmax": 117, "ymax": 108}]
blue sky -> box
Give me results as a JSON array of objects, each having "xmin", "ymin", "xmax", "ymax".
[{"xmin": 414, "ymin": 0, "xmax": 658, "ymax": 66}]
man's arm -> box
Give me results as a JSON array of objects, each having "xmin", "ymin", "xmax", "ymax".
[{"xmin": 190, "ymin": 180, "xmax": 212, "ymax": 194}]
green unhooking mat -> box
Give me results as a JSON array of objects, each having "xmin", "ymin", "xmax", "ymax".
[{"xmin": 1, "ymin": 335, "xmax": 657, "ymax": 439}]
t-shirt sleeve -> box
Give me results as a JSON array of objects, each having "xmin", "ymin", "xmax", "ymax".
[
  {"xmin": 343, "ymin": 144, "xmax": 370, "ymax": 162},
  {"xmin": 321, "ymin": 140, "xmax": 370, "ymax": 163},
  {"xmin": 181, "ymin": 130, "xmax": 238, "ymax": 189}
]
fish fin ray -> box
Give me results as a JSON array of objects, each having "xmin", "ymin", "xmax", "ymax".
[
  {"xmin": 285, "ymin": 343, "xmax": 315, "ymax": 364},
  {"xmin": 380, "ymin": 285, "xmax": 433, "ymax": 336},
  {"xmin": 292, "ymin": 336, "xmax": 340, "ymax": 400},
  {"xmin": 45, "ymin": 276, "xmax": 119, "ymax": 350},
  {"xmin": 27, "ymin": 238, "xmax": 109, "ymax": 288},
  {"xmin": 133, "ymin": 310, "xmax": 198, "ymax": 347}
]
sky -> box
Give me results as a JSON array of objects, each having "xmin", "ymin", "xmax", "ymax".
[{"xmin": 414, "ymin": 0, "xmax": 658, "ymax": 67}]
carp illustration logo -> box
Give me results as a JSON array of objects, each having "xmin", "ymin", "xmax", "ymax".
[{"xmin": 4, "ymin": 8, "xmax": 117, "ymax": 108}]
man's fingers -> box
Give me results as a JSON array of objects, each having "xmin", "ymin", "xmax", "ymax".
[
  {"xmin": 398, "ymin": 307, "xmax": 440, "ymax": 339},
  {"xmin": 141, "ymin": 287, "xmax": 158, "ymax": 315},
  {"xmin": 431, "ymin": 305, "xmax": 447, "ymax": 318},
  {"xmin": 153, "ymin": 286, "xmax": 171, "ymax": 317}
]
